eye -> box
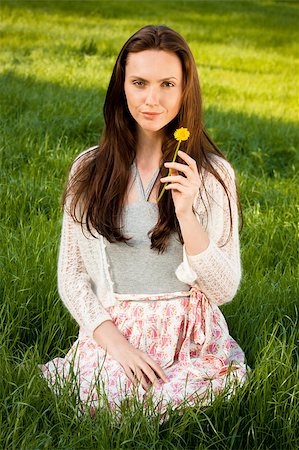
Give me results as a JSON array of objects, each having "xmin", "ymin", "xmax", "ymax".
[
  {"xmin": 132, "ymin": 80, "xmax": 145, "ymax": 87},
  {"xmin": 162, "ymin": 81, "xmax": 175, "ymax": 87}
]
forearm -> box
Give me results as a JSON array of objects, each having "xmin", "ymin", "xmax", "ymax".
[
  {"xmin": 93, "ymin": 320, "xmax": 130, "ymax": 353},
  {"xmin": 177, "ymin": 210, "xmax": 210, "ymax": 256}
]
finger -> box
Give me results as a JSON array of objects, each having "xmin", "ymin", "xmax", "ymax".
[
  {"xmin": 160, "ymin": 175, "xmax": 189, "ymax": 185},
  {"xmin": 137, "ymin": 362, "xmax": 160, "ymax": 387},
  {"xmin": 143, "ymin": 357, "xmax": 169, "ymax": 384},
  {"xmin": 164, "ymin": 161, "xmax": 193, "ymax": 178},
  {"xmin": 133, "ymin": 367, "xmax": 150, "ymax": 391},
  {"xmin": 177, "ymin": 150, "xmax": 198, "ymax": 171},
  {"xmin": 165, "ymin": 183, "xmax": 189, "ymax": 193},
  {"xmin": 123, "ymin": 365, "xmax": 138, "ymax": 386},
  {"xmin": 127, "ymin": 365, "xmax": 149, "ymax": 391}
]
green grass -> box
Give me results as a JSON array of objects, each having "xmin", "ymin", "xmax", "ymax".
[{"xmin": 1, "ymin": 0, "xmax": 298, "ymax": 448}]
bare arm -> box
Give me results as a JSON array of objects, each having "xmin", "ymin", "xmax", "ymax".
[{"xmin": 177, "ymin": 209, "xmax": 210, "ymax": 255}]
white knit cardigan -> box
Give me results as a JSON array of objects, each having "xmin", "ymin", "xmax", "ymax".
[{"xmin": 58, "ymin": 151, "xmax": 241, "ymax": 338}]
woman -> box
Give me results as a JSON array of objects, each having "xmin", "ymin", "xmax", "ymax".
[{"xmin": 41, "ymin": 25, "xmax": 248, "ymax": 418}]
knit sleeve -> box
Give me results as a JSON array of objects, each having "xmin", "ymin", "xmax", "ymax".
[
  {"xmin": 57, "ymin": 150, "xmax": 113, "ymax": 338},
  {"xmin": 57, "ymin": 209, "xmax": 113, "ymax": 338},
  {"xmin": 185, "ymin": 160, "xmax": 242, "ymax": 305}
]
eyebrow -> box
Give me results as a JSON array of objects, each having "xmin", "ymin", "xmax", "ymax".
[{"xmin": 128, "ymin": 76, "xmax": 178, "ymax": 81}]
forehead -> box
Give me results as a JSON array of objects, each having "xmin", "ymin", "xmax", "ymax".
[{"xmin": 125, "ymin": 50, "xmax": 182, "ymax": 78}]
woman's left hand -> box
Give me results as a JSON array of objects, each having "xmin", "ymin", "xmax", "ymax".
[{"xmin": 160, "ymin": 150, "xmax": 200, "ymax": 219}]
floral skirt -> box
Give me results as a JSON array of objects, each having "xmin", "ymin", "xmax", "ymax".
[{"xmin": 40, "ymin": 288, "xmax": 248, "ymax": 419}]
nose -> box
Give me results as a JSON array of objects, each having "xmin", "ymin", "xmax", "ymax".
[{"xmin": 145, "ymin": 86, "xmax": 159, "ymax": 106}]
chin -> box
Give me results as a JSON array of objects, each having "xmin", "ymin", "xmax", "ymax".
[{"xmin": 139, "ymin": 121, "xmax": 168, "ymax": 133}]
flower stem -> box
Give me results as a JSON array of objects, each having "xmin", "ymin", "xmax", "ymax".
[{"xmin": 157, "ymin": 140, "xmax": 181, "ymax": 203}]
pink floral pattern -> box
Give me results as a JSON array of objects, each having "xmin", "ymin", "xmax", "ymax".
[{"xmin": 40, "ymin": 288, "xmax": 248, "ymax": 419}]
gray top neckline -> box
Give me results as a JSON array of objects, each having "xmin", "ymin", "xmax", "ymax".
[{"xmin": 132, "ymin": 161, "xmax": 160, "ymax": 203}]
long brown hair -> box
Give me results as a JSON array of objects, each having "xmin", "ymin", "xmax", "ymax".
[{"xmin": 65, "ymin": 25, "xmax": 241, "ymax": 252}]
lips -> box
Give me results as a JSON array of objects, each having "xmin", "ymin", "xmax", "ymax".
[{"xmin": 141, "ymin": 112, "xmax": 162, "ymax": 118}]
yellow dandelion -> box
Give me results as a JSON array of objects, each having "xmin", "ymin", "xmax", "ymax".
[
  {"xmin": 174, "ymin": 127, "xmax": 190, "ymax": 141},
  {"xmin": 157, "ymin": 127, "xmax": 190, "ymax": 202}
]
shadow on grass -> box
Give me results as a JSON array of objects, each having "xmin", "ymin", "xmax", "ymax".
[{"xmin": 1, "ymin": 70, "xmax": 297, "ymax": 179}]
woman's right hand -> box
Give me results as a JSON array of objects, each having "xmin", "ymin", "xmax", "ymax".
[{"xmin": 93, "ymin": 320, "xmax": 169, "ymax": 391}]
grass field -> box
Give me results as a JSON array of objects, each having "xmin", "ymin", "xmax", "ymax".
[{"xmin": 1, "ymin": 0, "xmax": 298, "ymax": 448}]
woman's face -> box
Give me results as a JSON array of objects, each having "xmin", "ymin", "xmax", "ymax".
[{"xmin": 124, "ymin": 50, "xmax": 183, "ymax": 134}]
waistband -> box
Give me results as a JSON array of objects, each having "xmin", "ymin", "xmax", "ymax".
[{"xmin": 114, "ymin": 290, "xmax": 191, "ymax": 302}]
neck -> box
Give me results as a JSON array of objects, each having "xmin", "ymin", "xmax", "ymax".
[{"xmin": 135, "ymin": 128, "xmax": 163, "ymax": 170}]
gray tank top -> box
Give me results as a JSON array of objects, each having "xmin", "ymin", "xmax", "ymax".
[{"xmin": 104, "ymin": 161, "xmax": 190, "ymax": 295}]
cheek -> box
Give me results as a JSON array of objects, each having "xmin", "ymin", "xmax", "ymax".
[
  {"xmin": 124, "ymin": 84, "xmax": 135, "ymax": 105},
  {"xmin": 168, "ymin": 93, "xmax": 182, "ymax": 114},
  {"xmin": 125, "ymin": 89, "xmax": 141, "ymax": 109}
]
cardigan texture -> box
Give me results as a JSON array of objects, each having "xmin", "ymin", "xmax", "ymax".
[{"xmin": 58, "ymin": 149, "xmax": 241, "ymax": 338}]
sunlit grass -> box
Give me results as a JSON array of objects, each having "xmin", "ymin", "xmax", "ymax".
[{"xmin": 1, "ymin": 0, "xmax": 298, "ymax": 448}]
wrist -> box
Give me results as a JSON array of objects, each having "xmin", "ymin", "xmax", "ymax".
[
  {"xmin": 176, "ymin": 207, "xmax": 196, "ymax": 222},
  {"xmin": 93, "ymin": 320, "xmax": 128, "ymax": 351}
]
